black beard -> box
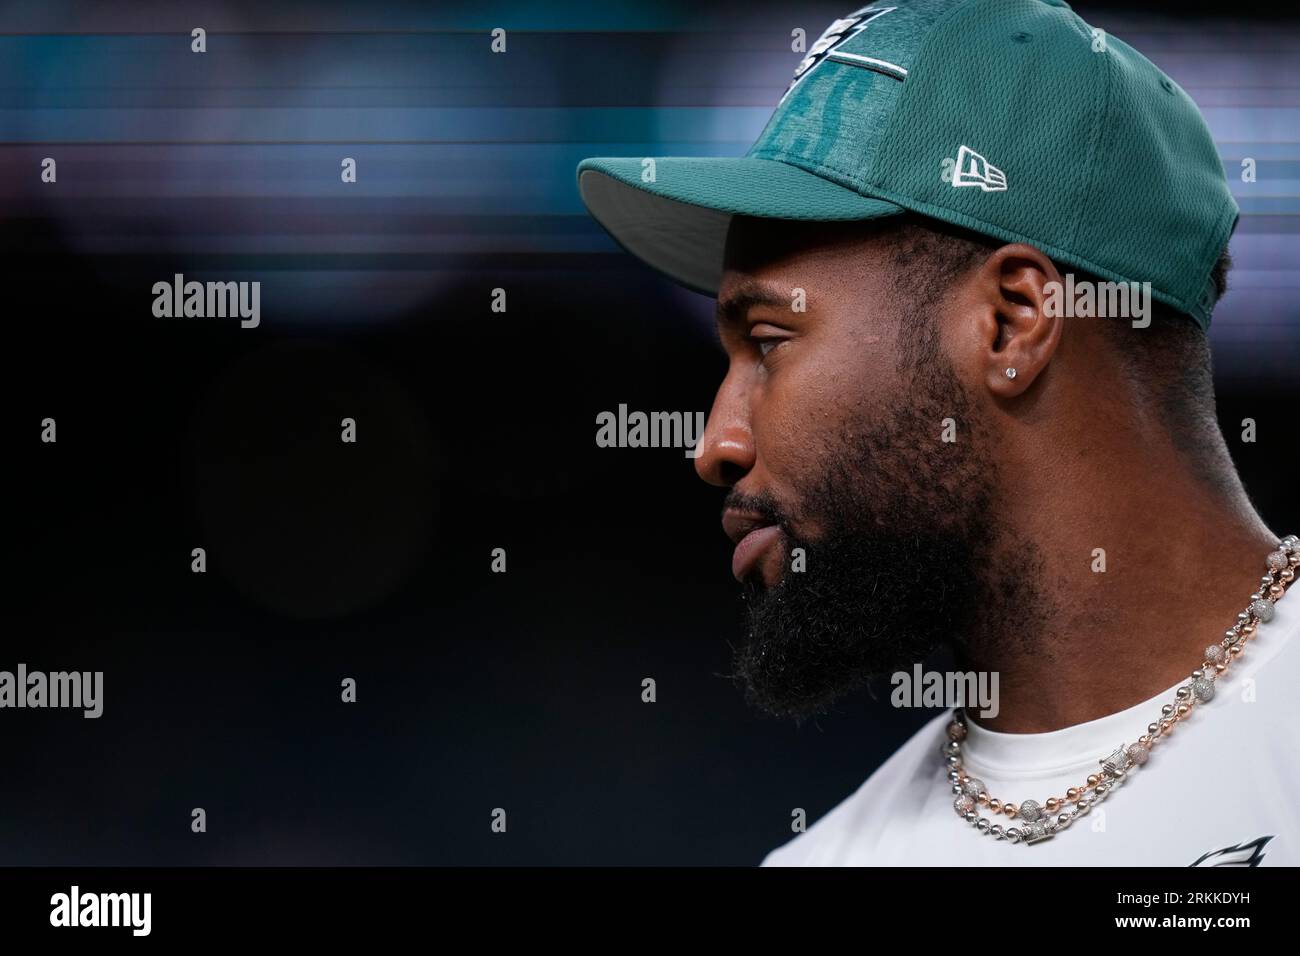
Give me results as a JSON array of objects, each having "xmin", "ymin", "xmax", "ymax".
[{"xmin": 729, "ymin": 360, "xmax": 998, "ymax": 722}]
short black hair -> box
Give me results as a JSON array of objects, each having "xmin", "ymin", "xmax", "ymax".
[
  {"xmin": 885, "ymin": 214, "xmax": 1236, "ymax": 485},
  {"xmin": 1095, "ymin": 251, "xmax": 1233, "ymax": 487}
]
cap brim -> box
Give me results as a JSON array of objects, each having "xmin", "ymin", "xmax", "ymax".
[{"xmin": 577, "ymin": 156, "xmax": 904, "ymax": 296}]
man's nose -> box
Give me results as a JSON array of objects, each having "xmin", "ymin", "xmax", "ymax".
[{"xmin": 694, "ymin": 374, "xmax": 755, "ymax": 488}]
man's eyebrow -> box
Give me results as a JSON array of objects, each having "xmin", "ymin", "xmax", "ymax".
[{"xmin": 715, "ymin": 281, "xmax": 790, "ymax": 325}]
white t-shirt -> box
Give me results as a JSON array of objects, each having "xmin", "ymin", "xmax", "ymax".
[{"xmin": 762, "ymin": 588, "xmax": 1300, "ymax": 866}]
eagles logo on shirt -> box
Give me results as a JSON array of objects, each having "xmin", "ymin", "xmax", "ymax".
[
  {"xmin": 1189, "ymin": 835, "xmax": 1273, "ymax": 867},
  {"xmin": 781, "ymin": 6, "xmax": 898, "ymax": 103}
]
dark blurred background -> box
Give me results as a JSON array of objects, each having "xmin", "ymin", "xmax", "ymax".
[{"xmin": 4, "ymin": 0, "xmax": 1297, "ymax": 864}]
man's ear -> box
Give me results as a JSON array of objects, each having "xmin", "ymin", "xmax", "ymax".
[{"xmin": 966, "ymin": 243, "xmax": 1064, "ymax": 396}]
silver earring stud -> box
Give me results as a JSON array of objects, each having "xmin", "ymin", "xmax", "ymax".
[{"xmin": 1005, "ymin": 367, "xmax": 1017, "ymax": 379}]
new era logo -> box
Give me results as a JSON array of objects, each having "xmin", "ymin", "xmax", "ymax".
[{"xmin": 951, "ymin": 145, "xmax": 1007, "ymax": 192}]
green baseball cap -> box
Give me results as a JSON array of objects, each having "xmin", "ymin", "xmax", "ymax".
[{"xmin": 577, "ymin": 0, "xmax": 1238, "ymax": 329}]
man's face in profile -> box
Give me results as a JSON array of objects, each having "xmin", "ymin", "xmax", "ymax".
[{"xmin": 697, "ymin": 215, "xmax": 1001, "ymax": 720}]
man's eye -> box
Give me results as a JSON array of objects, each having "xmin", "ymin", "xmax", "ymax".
[
  {"xmin": 748, "ymin": 323, "xmax": 789, "ymax": 360},
  {"xmin": 752, "ymin": 334, "xmax": 786, "ymax": 358}
]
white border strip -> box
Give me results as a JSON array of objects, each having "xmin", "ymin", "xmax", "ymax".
[{"xmin": 827, "ymin": 51, "xmax": 908, "ymax": 78}]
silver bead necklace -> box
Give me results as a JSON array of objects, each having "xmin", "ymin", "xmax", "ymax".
[{"xmin": 942, "ymin": 534, "xmax": 1299, "ymax": 845}]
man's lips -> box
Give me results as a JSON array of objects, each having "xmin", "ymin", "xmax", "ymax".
[{"xmin": 722, "ymin": 510, "xmax": 783, "ymax": 582}]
